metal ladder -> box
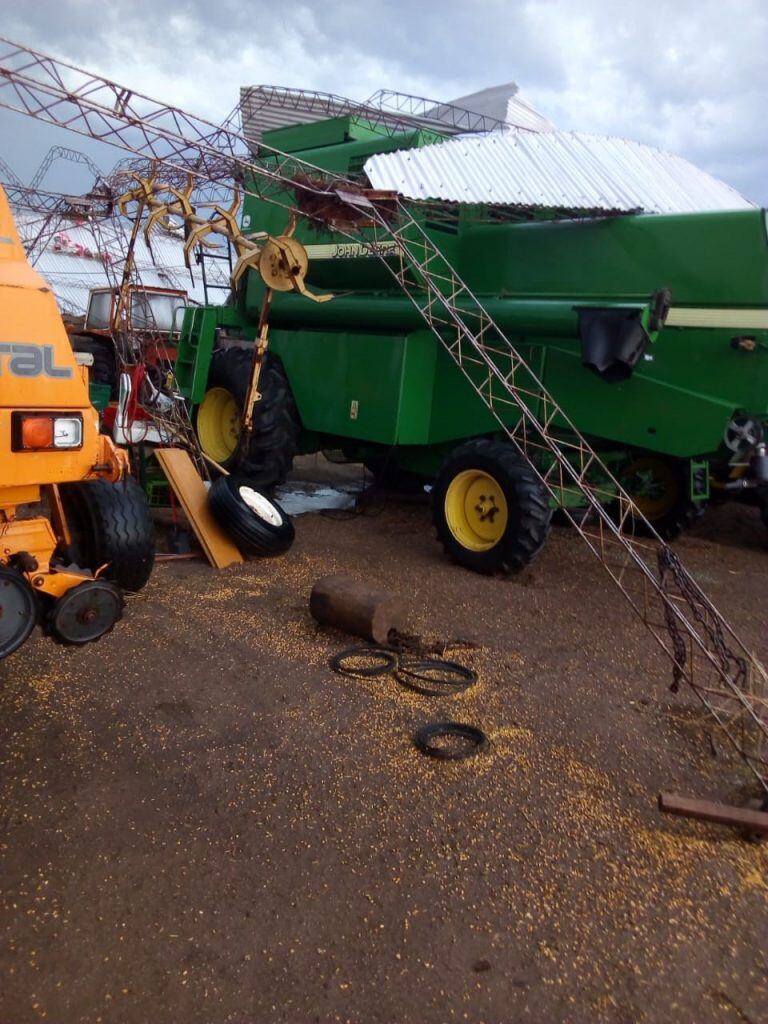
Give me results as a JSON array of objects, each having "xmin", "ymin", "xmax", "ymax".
[{"xmin": 196, "ymin": 241, "xmax": 233, "ymax": 306}]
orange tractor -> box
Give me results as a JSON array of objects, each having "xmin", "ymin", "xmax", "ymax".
[{"xmin": 0, "ymin": 185, "xmax": 154, "ymax": 659}]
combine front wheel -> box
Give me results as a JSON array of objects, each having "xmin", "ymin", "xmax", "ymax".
[{"xmin": 432, "ymin": 439, "xmax": 552, "ymax": 574}]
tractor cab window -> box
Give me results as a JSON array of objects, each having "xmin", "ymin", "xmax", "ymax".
[
  {"xmin": 85, "ymin": 289, "xmax": 113, "ymax": 330},
  {"xmin": 131, "ymin": 291, "xmax": 187, "ymax": 332}
]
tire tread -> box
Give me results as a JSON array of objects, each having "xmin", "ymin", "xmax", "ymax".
[
  {"xmin": 432, "ymin": 438, "xmax": 551, "ymax": 575},
  {"xmin": 60, "ymin": 477, "xmax": 155, "ymax": 592},
  {"xmin": 204, "ymin": 349, "xmax": 301, "ymax": 488}
]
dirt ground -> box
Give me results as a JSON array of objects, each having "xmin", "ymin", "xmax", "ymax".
[{"xmin": 1, "ymin": 463, "xmax": 767, "ymax": 1024}]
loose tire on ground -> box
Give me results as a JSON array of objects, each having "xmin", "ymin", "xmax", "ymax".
[
  {"xmin": 432, "ymin": 438, "xmax": 552, "ymax": 574},
  {"xmin": 196, "ymin": 348, "xmax": 301, "ymax": 489},
  {"xmin": 59, "ymin": 477, "xmax": 155, "ymax": 592},
  {"xmin": 208, "ymin": 475, "xmax": 295, "ymax": 558},
  {"xmin": 615, "ymin": 455, "xmax": 705, "ymax": 541}
]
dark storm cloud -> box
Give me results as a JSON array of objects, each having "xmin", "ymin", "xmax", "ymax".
[{"xmin": 1, "ymin": 0, "xmax": 766, "ymax": 203}]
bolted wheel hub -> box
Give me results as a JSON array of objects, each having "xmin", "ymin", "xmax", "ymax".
[
  {"xmin": 48, "ymin": 580, "xmax": 124, "ymax": 645},
  {"xmin": 445, "ymin": 470, "xmax": 509, "ymax": 551},
  {"xmin": 197, "ymin": 387, "xmax": 242, "ymax": 464},
  {"xmin": 474, "ymin": 493, "xmax": 501, "ymax": 523}
]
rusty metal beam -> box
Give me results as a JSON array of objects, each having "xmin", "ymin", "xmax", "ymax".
[{"xmin": 658, "ymin": 792, "xmax": 768, "ymax": 836}]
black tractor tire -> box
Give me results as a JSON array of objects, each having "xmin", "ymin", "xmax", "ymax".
[
  {"xmin": 614, "ymin": 455, "xmax": 706, "ymax": 541},
  {"xmin": 59, "ymin": 477, "xmax": 155, "ymax": 592},
  {"xmin": 197, "ymin": 348, "xmax": 301, "ymax": 489},
  {"xmin": 432, "ymin": 438, "xmax": 552, "ymax": 575},
  {"xmin": 70, "ymin": 335, "xmax": 118, "ymax": 394},
  {"xmin": 208, "ymin": 475, "xmax": 295, "ymax": 558}
]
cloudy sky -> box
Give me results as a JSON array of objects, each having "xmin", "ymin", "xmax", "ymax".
[{"xmin": 1, "ymin": 0, "xmax": 766, "ymax": 203}]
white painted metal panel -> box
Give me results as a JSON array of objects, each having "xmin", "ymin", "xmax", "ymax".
[{"xmin": 364, "ymin": 129, "xmax": 754, "ymax": 214}]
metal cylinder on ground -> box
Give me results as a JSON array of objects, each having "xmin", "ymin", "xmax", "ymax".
[{"xmin": 309, "ymin": 574, "xmax": 408, "ymax": 644}]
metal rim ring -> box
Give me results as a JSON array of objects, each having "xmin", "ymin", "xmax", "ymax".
[
  {"xmin": 444, "ymin": 469, "xmax": 509, "ymax": 552},
  {"xmin": 414, "ymin": 721, "xmax": 489, "ymax": 760},
  {"xmin": 397, "ymin": 658, "xmax": 477, "ymax": 696},
  {"xmin": 197, "ymin": 386, "xmax": 241, "ymax": 462},
  {"xmin": 329, "ymin": 646, "xmax": 399, "ymax": 678},
  {"xmin": 48, "ymin": 580, "xmax": 124, "ymax": 645},
  {"xmin": 238, "ymin": 486, "xmax": 283, "ymax": 526},
  {"xmin": 0, "ymin": 566, "xmax": 37, "ymax": 659}
]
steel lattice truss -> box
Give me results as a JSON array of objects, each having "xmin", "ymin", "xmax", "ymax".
[
  {"xmin": 239, "ymin": 83, "xmax": 506, "ymax": 150},
  {"xmin": 365, "ymin": 88, "xmax": 507, "ymax": 135},
  {"xmin": 0, "ymin": 35, "xmax": 765, "ymax": 792},
  {"xmin": 0, "ymin": 155, "xmax": 21, "ymax": 186},
  {"xmin": 29, "ymin": 144, "xmax": 103, "ymax": 190},
  {"xmin": 1, "ymin": 181, "xmax": 115, "ymax": 263}
]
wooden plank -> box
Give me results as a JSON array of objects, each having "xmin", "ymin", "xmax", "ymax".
[
  {"xmin": 658, "ymin": 792, "xmax": 768, "ymax": 835},
  {"xmin": 155, "ymin": 449, "xmax": 243, "ymax": 569}
]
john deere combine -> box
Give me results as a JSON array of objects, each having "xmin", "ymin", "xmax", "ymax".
[{"xmin": 170, "ymin": 106, "xmax": 768, "ymax": 571}]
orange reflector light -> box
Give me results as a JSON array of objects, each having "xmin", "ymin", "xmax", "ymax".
[
  {"xmin": 20, "ymin": 415, "xmax": 54, "ymax": 449},
  {"xmin": 11, "ymin": 412, "xmax": 83, "ymax": 452}
]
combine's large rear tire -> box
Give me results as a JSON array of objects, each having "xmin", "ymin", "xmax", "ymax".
[
  {"xmin": 432, "ymin": 439, "xmax": 552, "ymax": 575},
  {"xmin": 615, "ymin": 455, "xmax": 705, "ymax": 541},
  {"xmin": 59, "ymin": 477, "xmax": 155, "ymax": 592},
  {"xmin": 196, "ymin": 348, "xmax": 300, "ymax": 489}
]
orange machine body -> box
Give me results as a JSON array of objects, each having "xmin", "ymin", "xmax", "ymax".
[{"xmin": 0, "ymin": 186, "xmax": 126, "ymax": 599}]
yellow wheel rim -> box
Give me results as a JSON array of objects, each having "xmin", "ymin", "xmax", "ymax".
[
  {"xmin": 621, "ymin": 457, "xmax": 678, "ymax": 520},
  {"xmin": 444, "ymin": 470, "xmax": 508, "ymax": 552},
  {"xmin": 197, "ymin": 387, "xmax": 241, "ymax": 463}
]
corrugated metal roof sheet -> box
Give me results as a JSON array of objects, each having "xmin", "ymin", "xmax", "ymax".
[
  {"xmin": 13, "ymin": 212, "xmax": 230, "ymax": 315},
  {"xmin": 240, "ymin": 86, "xmax": 357, "ymax": 149},
  {"xmin": 364, "ymin": 129, "xmax": 754, "ymax": 214},
  {"xmin": 426, "ymin": 84, "xmax": 556, "ymax": 133}
]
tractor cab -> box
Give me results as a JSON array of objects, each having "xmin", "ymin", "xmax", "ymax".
[
  {"xmin": 67, "ymin": 285, "xmax": 194, "ymax": 408},
  {"xmin": 84, "ymin": 284, "xmax": 190, "ymax": 338}
]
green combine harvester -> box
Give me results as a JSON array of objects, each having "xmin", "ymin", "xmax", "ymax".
[{"xmin": 176, "ymin": 88, "xmax": 768, "ymax": 574}]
